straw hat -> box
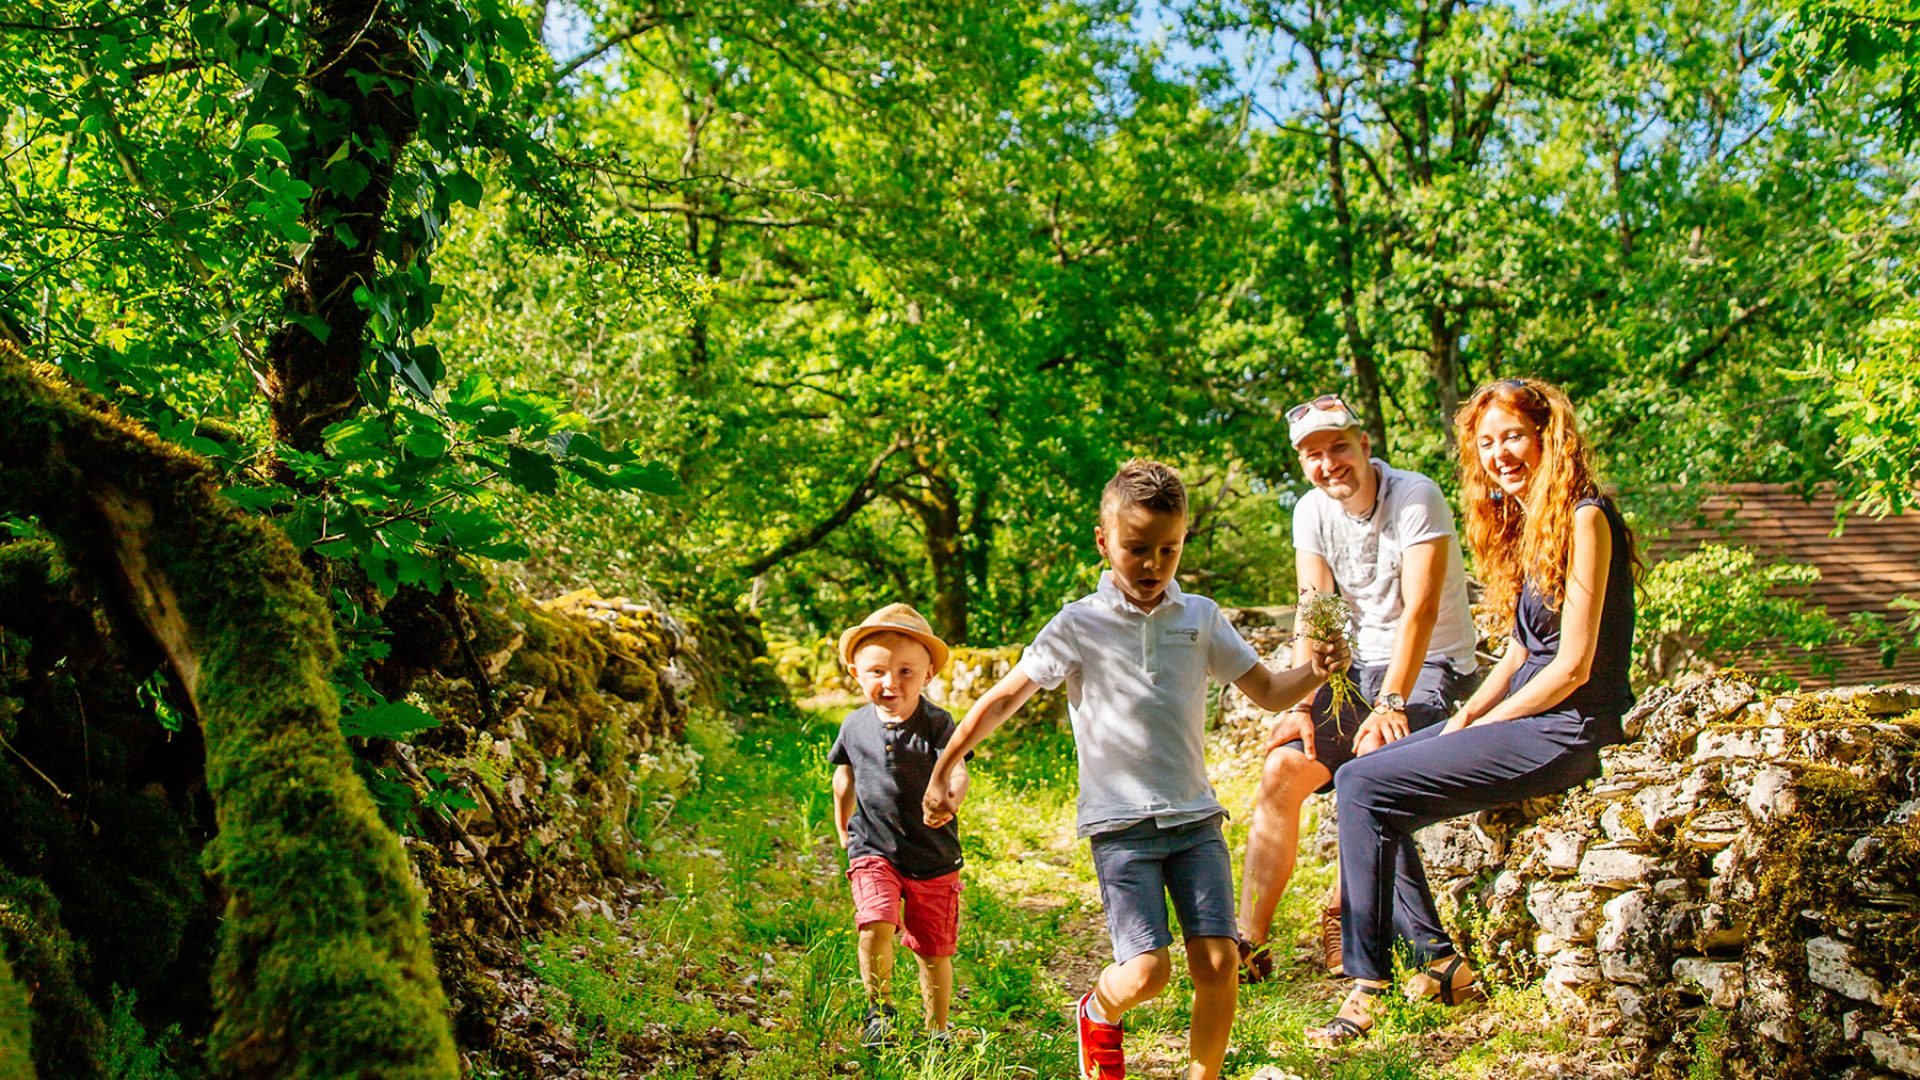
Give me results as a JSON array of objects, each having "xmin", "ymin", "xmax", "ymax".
[{"xmin": 838, "ymin": 602, "xmax": 950, "ymax": 673}]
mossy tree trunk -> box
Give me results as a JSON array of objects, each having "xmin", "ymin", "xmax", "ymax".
[
  {"xmin": 0, "ymin": 956, "xmax": 35, "ymax": 1079},
  {"xmin": 0, "ymin": 342, "xmax": 457, "ymax": 1078}
]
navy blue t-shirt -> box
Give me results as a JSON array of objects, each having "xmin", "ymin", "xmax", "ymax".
[
  {"xmin": 1508, "ymin": 495, "xmax": 1636, "ymax": 739},
  {"xmin": 829, "ymin": 699, "xmax": 967, "ymax": 880}
]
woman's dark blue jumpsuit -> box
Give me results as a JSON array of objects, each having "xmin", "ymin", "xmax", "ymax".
[{"xmin": 1335, "ymin": 496, "xmax": 1635, "ymax": 982}]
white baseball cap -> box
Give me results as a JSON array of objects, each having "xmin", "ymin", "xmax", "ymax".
[{"xmin": 1286, "ymin": 394, "xmax": 1362, "ymax": 447}]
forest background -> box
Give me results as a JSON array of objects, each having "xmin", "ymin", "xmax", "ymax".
[
  {"xmin": 4, "ymin": 0, "xmax": 1919, "ymax": 660},
  {"xmin": 4, "ymin": 0, "xmax": 1920, "ymax": 1077}
]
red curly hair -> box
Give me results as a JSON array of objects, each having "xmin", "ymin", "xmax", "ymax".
[{"xmin": 1455, "ymin": 378, "xmax": 1632, "ymax": 626}]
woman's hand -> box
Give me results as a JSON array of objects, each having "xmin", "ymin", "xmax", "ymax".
[{"xmin": 1441, "ymin": 708, "xmax": 1473, "ymax": 735}]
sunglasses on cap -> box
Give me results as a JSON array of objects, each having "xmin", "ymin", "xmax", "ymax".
[
  {"xmin": 1471, "ymin": 377, "xmax": 1532, "ymax": 400},
  {"xmin": 1285, "ymin": 393, "xmax": 1354, "ymax": 423}
]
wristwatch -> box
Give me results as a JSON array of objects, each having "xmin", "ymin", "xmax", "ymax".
[{"xmin": 1373, "ymin": 691, "xmax": 1406, "ymax": 713}]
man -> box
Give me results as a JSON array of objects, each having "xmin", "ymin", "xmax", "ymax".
[{"xmin": 1237, "ymin": 394, "xmax": 1481, "ymax": 979}]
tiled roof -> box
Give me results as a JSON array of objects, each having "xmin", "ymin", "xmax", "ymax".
[{"xmin": 1654, "ymin": 483, "xmax": 1920, "ymax": 686}]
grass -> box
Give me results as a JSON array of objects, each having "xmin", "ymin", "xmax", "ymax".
[{"xmin": 478, "ymin": 702, "xmax": 1613, "ymax": 1078}]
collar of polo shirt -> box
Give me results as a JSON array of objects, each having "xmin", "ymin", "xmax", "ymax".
[{"xmin": 1095, "ymin": 570, "xmax": 1187, "ymax": 614}]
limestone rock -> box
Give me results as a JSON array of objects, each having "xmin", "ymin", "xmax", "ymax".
[
  {"xmin": 1743, "ymin": 765, "xmax": 1800, "ymax": 823},
  {"xmin": 1742, "ymin": 964, "xmax": 1797, "ymax": 1044},
  {"xmin": 1672, "ymin": 957, "xmax": 1744, "ymax": 1009},
  {"xmin": 1418, "ymin": 815, "xmax": 1504, "ymax": 878},
  {"xmin": 1864, "ymin": 1031, "xmax": 1920, "ymax": 1077},
  {"xmin": 1543, "ymin": 946, "xmax": 1603, "ymax": 1015},
  {"xmin": 1600, "ymin": 801, "xmax": 1647, "ymax": 846},
  {"xmin": 1806, "ymin": 936, "xmax": 1886, "ymax": 1005},
  {"xmin": 1528, "ymin": 882, "xmax": 1601, "ymax": 944},
  {"xmin": 1681, "ymin": 808, "xmax": 1745, "ymax": 851},
  {"xmin": 1579, "ymin": 843, "xmax": 1654, "ymax": 889},
  {"xmin": 1535, "ymin": 826, "xmax": 1589, "ymax": 875},
  {"xmin": 1597, "ymin": 891, "xmax": 1664, "ymax": 986},
  {"xmin": 1633, "ymin": 780, "xmax": 1698, "ymax": 834}
]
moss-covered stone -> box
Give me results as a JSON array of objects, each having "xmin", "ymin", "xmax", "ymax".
[{"xmin": 0, "ymin": 343, "xmax": 457, "ymax": 1078}]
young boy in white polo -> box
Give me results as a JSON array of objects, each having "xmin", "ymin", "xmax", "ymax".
[
  {"xmin": 829, "ymin": 603, "xmax": 970, "ymax": 1047},
  {"xmin": 922, "ymin": 460, "xmax": 1348, "ymax": 1080}
]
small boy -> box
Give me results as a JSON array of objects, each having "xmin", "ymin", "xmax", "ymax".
[
  {"xmin": 923, "ymin": 460, "xmax": 1347, "ymax": 1080},
  {"xmin": 829, "ymin": 602, "xmax": 970, "ymax": 1047}
]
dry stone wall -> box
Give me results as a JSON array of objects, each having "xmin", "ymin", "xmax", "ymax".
[{"xmin": 1218, "ymin": 657, "xmax": 1920, "ymax": 1079}]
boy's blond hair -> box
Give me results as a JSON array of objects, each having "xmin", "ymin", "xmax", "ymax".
[{"xmin": 1100, "ymin": 459, "xmax": 1187, "ymax": 522}]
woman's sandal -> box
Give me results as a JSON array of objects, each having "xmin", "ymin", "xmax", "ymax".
[
  {"xmin": 1405, "ymin": 954, "xmax": 1487, "ymax": 1006},
  {"xmin": 1305, "ymin": 982, "xmax": 1386, "ymax": 1048}
]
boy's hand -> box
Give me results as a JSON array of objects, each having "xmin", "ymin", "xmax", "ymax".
[
  {"xmin": 1305, "ymin": 635, "xmax": 1350, "ymax": 677},
  {"xmin": 1263, "ymin": 707, "xmax": 1316, "ymax": 759},
  {"xmin": 923, "ymin": 773, "xmax": 959, "ymax": 828}
]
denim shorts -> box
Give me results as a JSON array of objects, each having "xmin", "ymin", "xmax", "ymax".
[{"xmin": 1088, "ymin": 814, "xmax": 1238, "ymax": 963}]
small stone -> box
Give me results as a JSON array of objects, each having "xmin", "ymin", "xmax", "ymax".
[
  {"xmin": 1888, "ymin": 799, "xmax": 1920, "ymax": 826},
  {"xmin": 1537, "ymin": 827, "xmax": 1589, "ymax": 874},
  {"xmin": 1694, "ymin": 727, "xmax": 1788, "ymax": 763},
  {"xmin": 1843, "ymin": 1010, "xmax": 1862, "ymax": 1042},
  {"xmin": 1601, "ymin": 801, "xmax": 1647, "ymax": 845},
  {"xmin": 1542, "ymin": 947, "xmax": 1602, "ymax": 1016},
  {"xmin": 1528, "ymin": 882, "xmax": 1601, "ymax": 943},
  {"xmin": 1579, "ymin": 843, "xmax": 1654, "ymax": 888},
  {"xmin": 1865, "ymin": 1031, "xmax": 1920, "ymax": 1077},
  {"xmin": 1653, "ymin": 878, "xmax": 1695, "ymax": 904},
  {"xmin": 1745, "ymin": 766, "xmax": 1799, "ymax": 823},
  {"xmin": 1806, "ymin": 936, "xmax": 1886, "ymax": 1005},
  {"xmin": 1672, "ymin": 957, "xmax": 1745, "ymax": 1009},
  {"xmin": 1697, "ymin": 903, "xmax": 1746, "ymax": 951},
  {"xmin": 1849, "ymin": 835, "xmax": 1885, "ymax": 866},
  {"xmin": 1816, "ymin": 684, "xmax": 1920, "ymax": 717},
  {"xmin": 1535, "ymin": 931, "xmax": 1563, "ymax": 957},
  {"xmin": 1634, "ymin": 781, "xmax": 1696, "ymax": 833},
  {"xmin": 1682, "ymin": 808, "xmax": 1746, "ymax": 851},
  {"xmin": 1598, "ymin": 891, "xmax": 1662, "ymax": 985},
  {"xmin": 1743, "ymin": 964, "xmax": 1796, "ymax": 1044}
]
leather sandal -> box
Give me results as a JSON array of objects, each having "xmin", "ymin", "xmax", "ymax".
[
  {"xmin": 1305, "ymin": 982, "xmax": 1385, "ymax": 1048},
  {"xmin": 1406, "ymin": 954, "xmax": 1486, "ymax": 1006}
]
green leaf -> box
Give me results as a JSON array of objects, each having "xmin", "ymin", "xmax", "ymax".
[
  {"xmin": 504, "ymin": 445, "xmax": 559, "ymax": 494},
  {"xmin": 445, "ymin": 169, "xmax": 483, "ymax": 207},
  {"xmin": 339, "ymin": 700, "xmax": 441, "ymax": 740}
]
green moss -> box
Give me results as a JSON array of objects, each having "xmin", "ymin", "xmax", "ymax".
[
  {"xmin": 0, "ymin": 344, "xmax": 456, "ymax": 1078},
  {"xmin": 0, "ymin": 869, "xmax": 106, "ymax": 1077},
  {"xmin": 0, "ymin": 956, "xmax": 33, "ymax": 1079}
]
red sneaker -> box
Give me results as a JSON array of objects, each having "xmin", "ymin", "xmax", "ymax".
[{"xmin": 1075, "ymin": 991, "xmax": 1125, "ymax": 1079}]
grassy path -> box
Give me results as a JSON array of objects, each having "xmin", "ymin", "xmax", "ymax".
[{"xmin": 487, "ymin": 704, "xmax": 1620, "ymax": 1079}]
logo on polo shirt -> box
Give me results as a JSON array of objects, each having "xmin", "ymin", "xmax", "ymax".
[{"xmin": 1162, "ymin": 626, "xmax": 1200, "ymax": 644}]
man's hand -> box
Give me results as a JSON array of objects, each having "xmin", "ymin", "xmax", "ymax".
[
  {"xmin": 1263, "ymin": 707, "xmax": 1317, "ymax": 760},
  {"xmin": 922, "ymin": 772, "xmax": 960, "ymax": 827},
  {"xmin": 1354, "ymin": 707, "xmax": 1410, "ymax": 755},
  {"xmin": 1306, "ymin": 635, "xmax": 1351, "ymax": 678}
]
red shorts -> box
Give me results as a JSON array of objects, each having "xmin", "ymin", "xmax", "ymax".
[{"xmin": 847, "ymin": 856, "xmax": 963, "ymax": 957}]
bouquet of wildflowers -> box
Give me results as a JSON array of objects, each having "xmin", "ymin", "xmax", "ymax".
[{"xmin": 1296, "ymin": 589, "xmax": 1366, "ymax": 730}]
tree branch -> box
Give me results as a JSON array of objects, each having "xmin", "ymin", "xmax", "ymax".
[{"xmin": 740, "ymin": 437, "xmax": 910, "ymax": 577}]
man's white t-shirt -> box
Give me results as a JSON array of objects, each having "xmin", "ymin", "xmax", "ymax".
[
  {"xmin": 1292, "ymin": 459, "xmax": 1477, "ymax": 672},
  {"xmin": 1016, "ymin": 573, "xmax": 1262, "ymax": 837}
]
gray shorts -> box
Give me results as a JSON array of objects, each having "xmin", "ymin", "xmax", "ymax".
[{"xmin": 1088, "ymin": 814, "xmax": 1238, "ymax": 964}]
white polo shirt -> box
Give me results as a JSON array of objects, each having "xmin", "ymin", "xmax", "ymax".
[{"xmin": 1017, "ymin": 573, "xmax": 1262, "ymax": 837}]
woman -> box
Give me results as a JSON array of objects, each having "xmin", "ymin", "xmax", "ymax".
[{"xmin": 1307, "ymin": 377, "xmax": 1639, "ymax": 1046}]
